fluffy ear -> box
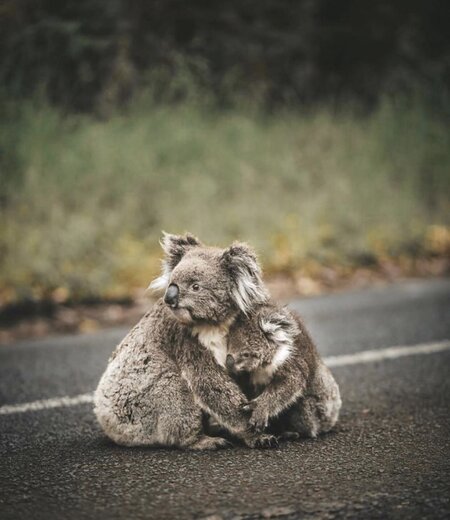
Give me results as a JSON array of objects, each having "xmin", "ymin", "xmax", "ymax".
[
  {"xmin": 160, "ymin": 232, "xmax": 202, "ymax": 270},
  {"xmin": 259, "ymin": 309, "xmax": 300, "ymax": 369},
  {"xmin": 221, "ymin": 242, "xmax": 268, "ymax": 314},
  {"xmin": 149, "ymin": 232, "xmax": 202, "ymax": 290}
]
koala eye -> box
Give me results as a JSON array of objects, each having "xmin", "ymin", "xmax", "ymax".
[
  {"xmin": 242, "ymin": 352, "xmax": 250, "ymax": 358},
  {"xmin": 192, "ymin": 283, "xmax": 200, "ymax": 292}
]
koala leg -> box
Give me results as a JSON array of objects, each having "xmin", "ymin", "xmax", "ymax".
[
  {"xmin": 95, "ymin": 357, "xmax": 229, "ymax": 450},
  {"xmin": 157, "ymin": 378, "xmax": 231, "ymax": 450},
  {"xmin": 308, "ymin": 362, "xmax": 342, "ymax": 435},
  {"xmin": 283, "ymin": 397, "xmax": 322, "ymax": 438},
  {"xmin": 277, "ymin": 431, "xmax": 300, "ymax": 441},
  {"xmin": 276, "ymin": 393, "xmax": 341, "ymax": 440},
  {"xmin": 272, "ymin": 363, "xmax": 341, "ymax": 439}
]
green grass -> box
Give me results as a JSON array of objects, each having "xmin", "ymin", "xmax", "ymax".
[{"xmin": 1, "ymin": 95, "xmax": 449, "ymax": 305}]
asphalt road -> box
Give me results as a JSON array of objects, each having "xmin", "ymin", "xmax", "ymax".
[{"xmin": 1, "ymin": 279, "xmax": 449, "ymax": 519}]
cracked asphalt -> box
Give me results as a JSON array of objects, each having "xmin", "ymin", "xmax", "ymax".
[{"xmin": 1, "ymin": 279, "xmax": 449, "ymax": 519}]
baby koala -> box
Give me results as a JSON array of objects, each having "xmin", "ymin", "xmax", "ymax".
[
  {"xmin": 226, "ymin": 306, "xmax": 297, "ymax": 399},
  {"xmin": 226, "ymin": 304, "xmax": 341, "ymax": 439}
]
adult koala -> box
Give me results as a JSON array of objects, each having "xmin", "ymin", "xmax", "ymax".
[{"xmin": 94, "ymin": 233, "xmax": 272, "ymax": 450}]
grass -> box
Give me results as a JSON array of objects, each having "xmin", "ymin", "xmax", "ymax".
[{"xmin": 0, "ymin": 94, "xmax": 449, "ymax": 306}]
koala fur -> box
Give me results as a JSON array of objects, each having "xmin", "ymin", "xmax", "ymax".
[
  {"xmin": 94, "ymin": 232, "xmax": 341, "ymax": 449},
  {"xmin": 227, "ymin": 305, "xmax": 342, "ymax": 438},
  {"xmin": 94, "ymin": 233, "xmax": 278, "ymax": 449}
]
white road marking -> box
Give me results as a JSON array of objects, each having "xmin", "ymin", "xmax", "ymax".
[
  {"xmin": 324, "ymin": 340, "xmax": 450, "ymax": 367},
  {"xmin": 0, "ymin": 392, "xmax": 93, "ymax": 415},
  {"xmin": 0, "ymin": 339, "xmax": 449, "ymax": 416}
]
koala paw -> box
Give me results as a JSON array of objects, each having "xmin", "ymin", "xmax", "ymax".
[
  {"xmin": 256, "ymin": 434, "xmax": 279, "ymax": 449},
  {"xmin": 248, "ymin": 405, "xmax": 269, "ymax": 432},
  {"xmin": 189, "ymin": 436, "xmax": 233, "ymax": 451},
  {"xmin": 246, "ymin": 433, "xmax": 279, "ymax": 449}
]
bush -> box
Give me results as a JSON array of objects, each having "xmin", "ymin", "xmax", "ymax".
[{"xmin": 0, "ymin": 95, "xmax": 449, "ymax": 305}]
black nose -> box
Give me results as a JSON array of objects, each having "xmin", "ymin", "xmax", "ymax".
[
  {"xmin": 164, "ymin": 284, "xmax": 179, "ymax": 307},
  {"xmin": 226, "ymin": 354, "xmax": 235, "ymax": 370}
]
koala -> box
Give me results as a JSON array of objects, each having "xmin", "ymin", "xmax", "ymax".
[
  {"xmin": 225, "ymin": 306, "xmax": 296, "ymax": 398},
  {"xmin": 94, "ymin": 233, "xmax": 278, "ymax": 450},
  {"xmin": 226, "ymin": 305, "xmax": 342, "ymax": 439}
]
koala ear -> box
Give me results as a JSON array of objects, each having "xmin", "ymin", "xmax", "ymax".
[
  {"xmin": 160, "ymin": 232, "xmax": 202, "ymax": 269},
  {"xmin": 221, "ymin": 242, "xmax": 268, "ymax": 314},
  {"xmin": 149, "ymin": 232, "xmax": 202, "ymax": 291}
]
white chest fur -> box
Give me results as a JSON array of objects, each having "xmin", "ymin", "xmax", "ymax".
[{"xmin": 192, "ymin": 324, "xmax": 229, "ymax": 367}]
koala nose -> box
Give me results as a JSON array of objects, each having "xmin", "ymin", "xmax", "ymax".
[
  {"xmin": 164, "ymin": 284, "xmax": 179, "ymax": 308},
  {"xmin": 226, "ymin": 354, "xmax": 235, "ymax": 370}
]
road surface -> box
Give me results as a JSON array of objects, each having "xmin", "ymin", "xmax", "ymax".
[{"xmin": 1, "ymin": 279, "xmax": 449, "ymax": 519}]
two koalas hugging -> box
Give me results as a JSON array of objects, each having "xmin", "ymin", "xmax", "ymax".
[{"xmin": 94, "ymin": 233, "xmax": 341, "ymax": 450}]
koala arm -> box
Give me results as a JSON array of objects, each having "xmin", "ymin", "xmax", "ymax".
[
  {"xmin": 178, "ymin": 337, "xmax": 250, "ymax": 434},
  {"xmin": 247, "ymin": 357, "xmax": 309, "ymax": 431}
]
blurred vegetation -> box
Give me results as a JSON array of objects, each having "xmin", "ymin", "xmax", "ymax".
[
  {"xmin": 1, "ymin": 0, "xmax": 449, "ymax": 111},
  {"xmin": 0, "ymin": 1, "xmax": 449, "ymax": 307},
  {"xmin": 0, "ymin": 94, "xmax": 449, "ymax": 305}
]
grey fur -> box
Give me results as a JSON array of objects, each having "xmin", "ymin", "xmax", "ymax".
[
  {"xmin": 94, "ymin": 233, "xmax": 340, "ymax": 449},
  {"xmin": 227, "ymin": 304, "xmax": 342, "ymax": 438},
  {"xmin": 94, "ymin": 233, "xmax": 273, "ymax": 449}
]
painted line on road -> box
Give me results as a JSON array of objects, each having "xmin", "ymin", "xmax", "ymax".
[
  {"xmin": 1, "ymin": 339, "xmax": 449, "ymax": 416},
  {"xmin": 325, "ymin": 340, "xmax": 450, "ymax": 367},
  {"xmin": 0, "ymin": 392, "xmax": 94, "ymax": 415}
]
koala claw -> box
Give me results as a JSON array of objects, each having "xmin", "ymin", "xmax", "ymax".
[
  {"xmin": 254, "ymin": 434, "xmax": 279, "ymax": 449},
  {"xmin": 220, "ymin": 438, "xmax": 234, "ymax": 449},
  {"xmin": 238, "ymin": 432, "xmax": 278, "ymax": 449}
]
